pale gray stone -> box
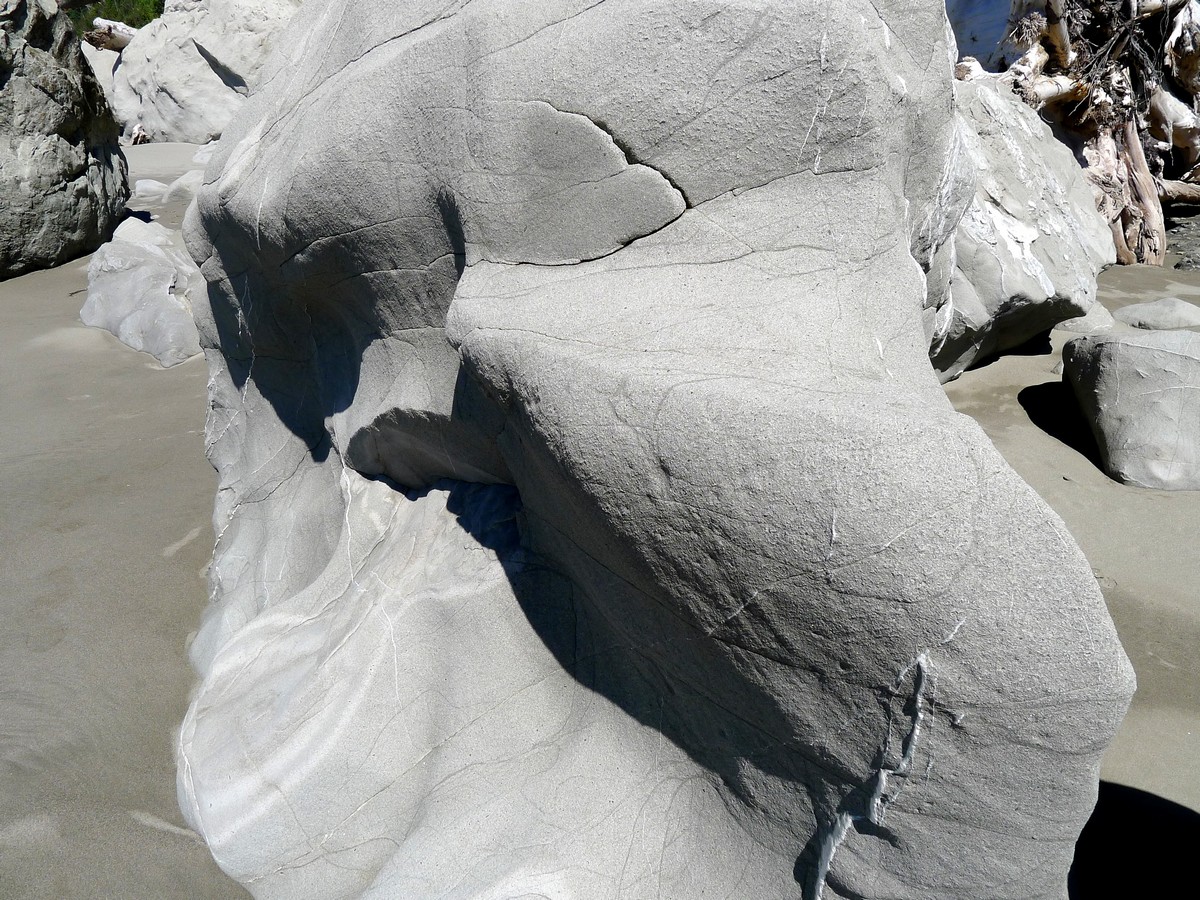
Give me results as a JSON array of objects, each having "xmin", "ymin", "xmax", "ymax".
[
  {"xmin": 929, "ymin": 75, "xmax": 1116, "ymax": 378},
  {"xmin": 1064, "ymin": 330, "xmax": 1200, "ymax": 490},
  {"xmin": 181, "ymin": 2, "xmax": 1135, "ymax": 897},
  {"xmin": 1056, "ymin": 302, "xmax": 1120, "ymax": 335},
  {"xmin": 110, "ymin": 0, "xmax": 300, "ymax": 143},
  {"xmin": 1113, "ymin": 296, "xmax": 1200, "ymax": 330},
  {"xmin": 81, "ymin": 218, "xmax": 202, "ymax": 366},
  {"xmin": 80, "ymin": 41, "xmax": 118, "ymax": 108},
  {"xmin": 0, "ymin": 0, "xmax": 128, "ymax": 279}
]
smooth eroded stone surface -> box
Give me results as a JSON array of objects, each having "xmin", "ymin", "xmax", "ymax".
[
  {"xmin": 928, "ymin": 75, "xmax": 1115, "ymax": 379},
  {"xmin": 182, "ymin": 2, "xmax": 1135, "ymax": 897},
  {"xmin": 1064, "ymin": 330, "xmax": 1200, "ymax": 490},
  {"xmin": 110, "ymin": 0, "xmax": 300, "ymax": 143},
  {"xmin": 0, "ymin": 0, "xmax": 128, "ymax": 279},
  {"xmin": 1113, "ymin": 296, "xmax": 1200, "ymax": 331},
  {"xmin": 81, "ymin": 217, "xmax": 203, "ymax": 366}
]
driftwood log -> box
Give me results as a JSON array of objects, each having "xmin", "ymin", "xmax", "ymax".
[
  {"xmin": 82, "ymin": 18, "xmax": 137, "ymax": 52},
  {"xmin": 973, "ymin": 0, "xmax": 1200, "ymax": 264}
]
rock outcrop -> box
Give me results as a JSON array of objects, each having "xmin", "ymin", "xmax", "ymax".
[
  {"xmin": 0, "ymin": 0, "xmax": 127, "ymax": 279},
  {"xmin": 181, "ymin": 2, "xmax": 1135, "ymax": 897},
  {"xmin": 1065, "ymin": 330, "xmax": 1200, "ymax": 490},
  {"xmin": 110, "ymin": 0, "xmax": 299, "ymax": 143},
  {"xmin": 928, "ymin": 73, "xmax": 1115, "ymax": 378},
  {"xmin": 81, "ymin": 217, "xmax": 203, "ymax": 366}
]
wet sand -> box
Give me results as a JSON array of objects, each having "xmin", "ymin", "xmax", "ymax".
[
  {"xmin": 0, "ymin": 146, "xmax": 247, "ymax": 897},
  {"xmin": 944, "ymin": 264, "xmax": 1200, "ymax": 814}
]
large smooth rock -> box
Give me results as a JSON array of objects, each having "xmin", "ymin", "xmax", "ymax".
[
  {"xmin": 1113, "ymin": 296, "xmax": 1200, "ymax": 330},
  {"xmin": 928, "ymin": 74, "xmax": 1115, "ymax": 378},
  {"xmin": 1064, "ymin": 330, "xmax": 1200, "ymax": 490},
  {"xmin": 110, "ymin": 0, "xmax": 299, "ymax": 143},
  {"xmin": 0, "ymin": 0, "xmax": 128, "ymax": 279},
  {"xmin": 181, "ymin": 2, "xmax": 1134, "ymax": 897},
  {"xmin": 81, "ymin": 217, "xmax": 202, "ymax": 366}
]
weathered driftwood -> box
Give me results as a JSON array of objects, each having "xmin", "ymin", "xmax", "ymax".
[
  {"xmin": 976, "ymin": 0, "xmax": 1200, "ymax": 264},
  {"xmin": 83, "ymin": 18, "xmax": 137, "ymax": 52}
]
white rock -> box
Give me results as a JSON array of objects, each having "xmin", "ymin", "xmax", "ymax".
[
  {"xmin": 81, "ymin": 220, "xmax": 202, "ymax": 367},
  {"xmin": 80, "ymin": 42, "xmax": 120, "ymax": 109},
  {"xmin": 132, "ymin": 179, "xmax": 171, "ymax": 201},
  {"xmin": 110, "ymin": 0, "xmax": 301, "ymax": 143},
  {"xmin": 181, "ymin": 2, "xmax": 1134, "ymax": 896}
]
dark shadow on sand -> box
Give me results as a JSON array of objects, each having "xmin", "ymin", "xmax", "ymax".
[
  {"xmin": 1018, "ymin": 380, "xmax": 1104, "ymax": 469},
  {"xmin": 1069, "ymin": 781, "xmax": 1200, "ymax": 898}
]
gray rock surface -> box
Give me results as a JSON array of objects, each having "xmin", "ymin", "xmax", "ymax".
[
  {"xmin": 181, "ymin": 2, "xmax": 1135, "ymax": 897},
  {"xmin": 1113, "ymin": 296, "xmax": 1200, "ymax": 330},
  {"xmin": 1065, "ymin": 330, "xmax": 1200, "ymax": 490},
  {"xmin": 110, "ymin": 0, "xmax": 299, "ymax": 143},
  {"xmin": 0, "ymin": 0, "xmax": 128, "ymax": 279},
  {"xmin": 928, "ymin": 74, "xmax": 1116, "ymax": 378},
  {"xmin": 1056, "ymin": 301, "xmax": 1120, "ymax": 335},
  {"xmin": 81, "ymin": 217, "xmax": 202, "ymax": 366}
]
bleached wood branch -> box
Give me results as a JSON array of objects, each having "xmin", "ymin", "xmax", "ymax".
[{"xmin": 84, "ymin": 19, "xmax": 137, "ymax": 52}]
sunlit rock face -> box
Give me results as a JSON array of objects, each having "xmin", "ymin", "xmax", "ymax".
[
  {"xmin": 110, "ymin": 0, "xmax": 300, "ymax": 143},
  {"xmin": 181, "ymin": 2, "xmax": 1135, "ymax": 897},
  {"xmin": 0, "ymin": 0, "xmax": 127, "ymax": 279},
  {"xmin": 928, "ymin": 74, "xmax": 1115, "ymax": 379}
]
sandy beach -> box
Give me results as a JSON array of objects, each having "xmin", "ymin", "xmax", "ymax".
[
  {"xmin": 0, "ymin": 145, "xmax": 1195, "ymax": 896},
  {"xmin": 0, "ymin": 145, "xmax": 246, "ymax": 898}
]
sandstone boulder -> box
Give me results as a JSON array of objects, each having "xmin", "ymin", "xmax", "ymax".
[
  {"xmin": 1064, "ymin": 330, "xmax": 1200, "ymax": 490},
  {"xmin": 81, "ymin": 217, "xmax": 202, "ymax": 366},
  {"xmin": 110, "ymin": 0, "xmax": 299, "ymax": 143},
  {"xmin": 928, "ymin": 74, "xmax": 1115, "ymax": 378},
  {"xmin": 0, "ymin": 0, "xmax": 127, "ymax": 279},
  {"xmin": 1113, "ymin": 296, "xmax": 1200, "ymax": 330},
  {"xmin": 181, "ymin": 2, "xmax": 1134, "ymax": 896}
]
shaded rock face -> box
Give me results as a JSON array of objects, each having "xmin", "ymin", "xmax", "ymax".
[
  {"xmin": 183, "ymin": 2, "xmax": 1135, "ymax": 897},
  {"xmin": 1065, "ymin": 331, "xmax": 1200, "ymax": 490},
  {"xmin": 110, "ymin": 0, "xmax": 299, "ymax": 143},
  {"xmin": 928, "ymin": 75, "xmax": 1116, "ymax": 379},
  {"xmin": 81, "ymin": 217, "xmax": 203, "ymax": 367},
  {"xmin": 0, "ymin": 0, "xmax": 127, "ymax": 279}
]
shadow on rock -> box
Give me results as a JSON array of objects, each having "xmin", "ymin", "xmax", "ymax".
[
  {"xmin": 1069, "ymin": 781, "xmax": 1200, "ymax": 898},
  {"xmin": 1018, "ymin": 380, "xmax": 1104, "ymax": 469}
]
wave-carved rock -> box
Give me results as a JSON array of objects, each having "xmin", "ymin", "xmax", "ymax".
[{"xmin": 181, "ymin": 2, "xmax": 1136, "ymax": 897}]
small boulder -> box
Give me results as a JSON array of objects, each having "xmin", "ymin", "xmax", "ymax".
[
  {"xmin": 1, "ymin": 0, "xmax": 128, "ymax": 279},
  {"xmin": 1113, "ymin": 296, "xmax": 1200, "ymax": 330},
  {"xmin": 1064, "ymin": 330, "xmax": 1200, "ymax": 490},
  {"xmin": 81, "ymin": 218, "xmax": 203, "ymax": 367}
]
